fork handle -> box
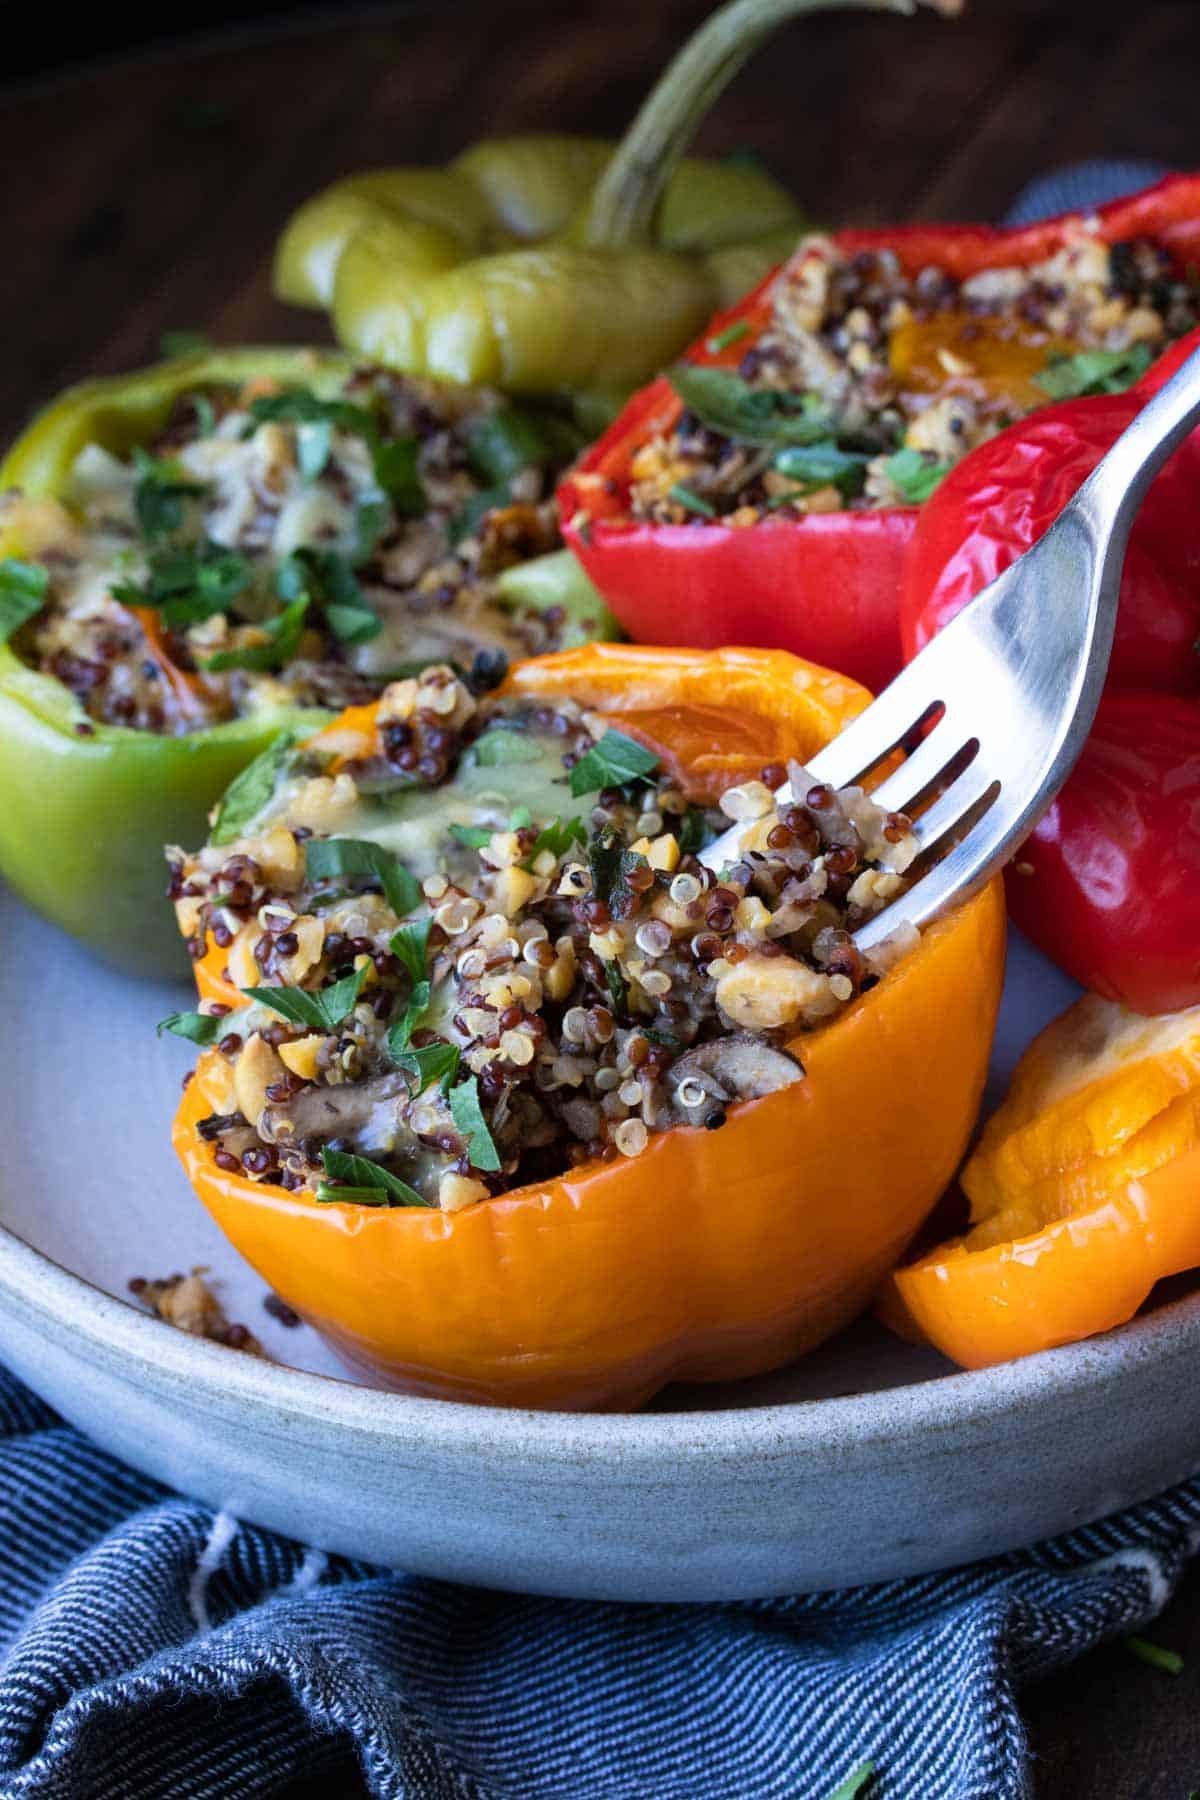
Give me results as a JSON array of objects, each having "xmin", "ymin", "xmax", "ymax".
[{"xmin": 1075, "ymin": 340, "xmax": 1200, "ymax": 588}]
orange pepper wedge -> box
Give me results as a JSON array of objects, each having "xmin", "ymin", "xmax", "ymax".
[
  {"xmin": 886, "ymin": 994, "xmax": 1200, "ymax": 1369},
  {"xmin": 172, "ymin": 643, "xmax": 1007, "ymax": 1410}
]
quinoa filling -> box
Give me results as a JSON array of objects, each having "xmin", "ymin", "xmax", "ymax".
[
  {"xmin": 625, "ymin": 230, "xmax": 1200, "ymax": 523},
  {"xmin": 2, "ymin": 366, "xmax": 589, "ymax": 733},
  {"xmin": 167, "ymin": 667, "xmax": 920, "ymax": 1212}
]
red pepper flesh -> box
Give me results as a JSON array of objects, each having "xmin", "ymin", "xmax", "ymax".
[{"xmin": 902, "ymin": 326, "xmax": 1200, "ymax": 1015}]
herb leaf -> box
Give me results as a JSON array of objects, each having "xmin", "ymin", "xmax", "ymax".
[
  {"xmin": 884, "ymin": 448, "xmax": 951, "ymax": 505},
  {"xmin": 243, "ymin": 960, "xmax": 368, "ymax": 1032},
  {"xmin": 706, "ymin": 319, "xmax": 750, "ymax": 355},
  {"xmin": 389, "ymin": 917, "xmax": 431, "ymax": 985},
  {"xmin": 528, "ymin": 816, "xmax": 586, "ymax": 860},
  {"xmin": 669, "ymin": 363, "xmax": 834, "ymax": 449},
  {"xmin": 156, "ymin": 1010, "xmax": 221, "ymax": 1045},
  {"xmin": 372, "ymin": 436, "xmax": 425, "ymax": 516},
  {"xmin": 113, "ymin": 540, "xmax": 252, "ymax": 630},
  {"xmin": 131, "ymin": 447, "xmax": 209, "ymax": 541},
  {"xmin": 449, "ymin": 1076, "xmax": 502, "ymax": 1172},
  {"xmin": 200, "ymin": 594, "xmax": 310, "ymax": 673},
  {"xmin": 467, "ymin": 408, "xmax": 548, "ymax": 487},
  {"xmin": 676, "ymin": 806, "xmax": 710, "ymax": 856},
  {"xmin": 822, "ymin": 1762, "xmax": 875, "ymax": 1800},
  {"xmin": 448, "ymin": 485, "xmax": 508, "ymax": 547},
  {"xmin": 0, "ymin": 558, "xmax": 48, "ymax": 643},
  {"xmin": 448, "ymin": 823, "xmax": 493, "ymax": 850},
  {"xmin": 209, "ymin": 730, "xmax": 295, "ymax": 844},
  {"xmin": 396, "ymin": 1040, "xmax": 461, "ymax": 1094},
  {"xmin": 304, "ymin": 837, "xmax": 421, "ymax": 919},
  {"xmin": 588, "ymin": 829, "xmax": 648, "ymax": 913},
  {"xmin": 277, "ymin": 546, "xmax": 380, "ymax": 644},
  {"xmin": 297, "ymin": 419, "xmax": 334, "ymax": 483},
  {"xmin": 773, "ymin": 442, "xmax": 870, "ymax": 498},
  {"xmin": 1034, "ymin": 343, "xmax": 1153, "ymax": 401},
  {"xmin": 386, "ymin": 979, "xmax": 431, "ymax": 1059},
  {"xmin": 569, "ymin": 729, "xmax": 659, "ymax": 797},
  {"xmin": 469, "ymin": 728, "xmax": 544, "ymax": 767},
  {"xmin": 318, "ymin": 1147, "xmax": 430, "ymax": 1208},
  {"xmin": 669, "ymin": 482, "xmax": 716, "ymax": 518}
]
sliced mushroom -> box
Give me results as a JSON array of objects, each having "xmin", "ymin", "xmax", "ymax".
[
  {"xmin": 661, "ymin": 1034, "xmax": 803, "ymax": 1127},
  {"xmin": 258, "ymin": 1068, "xmax": 410, "ymax": 1149}
]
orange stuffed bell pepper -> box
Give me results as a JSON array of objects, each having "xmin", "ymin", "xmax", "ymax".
[
  {"xmin": 886, "ymin": 994, "xmax": 1200, "ymax": 1368},
  {"xmin": 167, "ymin": 642, "xmax": 1005, "ymax": 1410}
]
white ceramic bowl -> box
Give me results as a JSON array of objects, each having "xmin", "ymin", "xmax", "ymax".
[{"xmin": 3, "ymin": 889, "xmax": 1197, "ymax": 1601}]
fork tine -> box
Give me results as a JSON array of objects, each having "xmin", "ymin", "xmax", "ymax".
[
  {"xmin": 907, "ymin": 765, "xmax": 1001, "ymax": 853},
  {"xmin": 866, "ymin": 716, "xmax": 974, "ymax": 817},
  {"xmin": 803, "ymin": 670, "xmax": 947, "ymax": 791}
]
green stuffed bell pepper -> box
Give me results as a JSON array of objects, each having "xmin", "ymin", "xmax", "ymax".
[
  {"xmin": 274, "ymin": 0, "xmax": 952, "ymax": 397},
  {"xmin": 0, "ymin": 347, "xmax": 614, "ymax": 978}
]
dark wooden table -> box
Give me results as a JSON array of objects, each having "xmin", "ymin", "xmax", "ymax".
[{"xmin": 3, "ymin": 1, "xmax": 1200, "ymax": 1793}]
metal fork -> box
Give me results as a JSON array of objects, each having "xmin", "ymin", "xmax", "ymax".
[{"xmin": 700, "ymin": 342, "xmax": 1200, "ymax": 950}]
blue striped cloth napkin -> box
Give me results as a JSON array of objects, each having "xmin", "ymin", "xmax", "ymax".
[{"xmin": 1, "ymin": 161, "xmax": 1189, "ymax": 1800}]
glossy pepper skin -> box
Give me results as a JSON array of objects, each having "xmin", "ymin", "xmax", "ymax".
[
  {"xmin": 562, "ymin": 172, "xmax": 1200, "ymax": 694},
  {"xmin": 173, "ymin": 642, "xmax": 1006, "ymax": 1411},
  {"xmin": 273, "ymin": 0, "xmax": 962, "ymax": 400},
  {"xmin": 0, "ymin": 349, "xmax": 344, "ymax": 979},
  {"xmin": 0, "ymin": 351, "xmax": 608, "ymax": 981},
  {"xmin": 902, "ymin": 327, "xmax": 1200, "ymax": 1015},
  {"xmin": 885, "ymin": 994, "xmax": 1200, "ymax": 1368}
]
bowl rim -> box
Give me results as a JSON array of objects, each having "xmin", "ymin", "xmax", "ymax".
[{"xmin": 3, "ymin": 1208, "xmax": 1196, "ymax": 1464}]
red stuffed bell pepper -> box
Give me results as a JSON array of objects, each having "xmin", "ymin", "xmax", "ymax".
[
  {"xmin": 561, "ymin": 173, "xmax": 1200, "ymax": 694},
  {"xmin": 901, "ymin": 327, "xmax": 1200, "ymax": 1016}
]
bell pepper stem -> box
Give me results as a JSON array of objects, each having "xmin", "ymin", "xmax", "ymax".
[{"xmin": 582, "ymin": 0, "xmax": 960, "ymax": 251}]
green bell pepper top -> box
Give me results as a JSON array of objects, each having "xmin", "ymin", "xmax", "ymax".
[
  {"xmin": 0, "ymin": 347, "xmax": 614, "ymax": 978},
  {"xmin": 272, "ymin": 0, "xmax": 851, "ymax": 394}
]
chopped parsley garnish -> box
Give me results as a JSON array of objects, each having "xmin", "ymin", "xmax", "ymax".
[
  {"xmin": 605, "ymin": 961, "xmax": 628, "ymax": 1014},
  {"xmin": 676, "ymin": 806, "xmax": 710, "ymax": 856},
  {"xmin": 156, "ymin": 1010, "xmax": 221, "ymax": 1046},
  {"xmin": 467, "ymin": 408, "xmax": 549, "ymax": 487},
  {"xmin": 199, "ymin": 594, "xmax": 310, "ymax": 673},
  {"xmin": 355, "ymin": 496, "xmax": 390, "ymax": 562},
  {"xmin": 448, "ymin": 486, "xmax": 507, "ymax": 547},
  {"xmin": 448, "ymin": 823, "xmax": 494, "ymax": 850},
  {"xmin": 1034, "ymin": 343, "xmax": 1153, "ymax": 401},
  {"xmin": 669, "ymin": 482, "xmax": 717, "ymax": 518},
  {"xmin": 1124, "ymin": 1634, "xmax": 1184, "ymax": 1676},
  {"xmin": 247, "ymin": 387, "xmax": 425, "ymax": 515},
  {"xmin": 317, "ymin": 1147, "xmax": 429, "ymax": 1208},
  {"xmin": 773, "ymin": 442, "xmax": 871, "ymax": 498},
  {"xmin": 371, "ymin": 435, "xmax": 424, "ymax": 516},
  {"xmin": 112, "ymin": 540, "xmax": 252, "ymax": 630},
  {"xmin": 0, "ymin": 558, "xmax": 48, "ymax": 643},
  {"xmin": 569, "ymin": 729, "xmax": 660, "ymax": 797},
  {"xmin": 276, "ymin": 546, "xmax": 380, "ymax": 645},
  {"xmin": 242, "ymin": 961, "xmax": 368, "ymax": 1032},
  {"xmin": 448, "ymin": 1075, "xmax": 502, "ymax": 1172},
  {"xmin": 587, "ymin": 830, "xmax": 648, "ymax": 911},
  {"xmin": 705, "ymin": 319, "xmax": 750, "ymax": 354},
  {"xmin": 389, "ymin": 917, "xmax": 431, "ymax": 985},
  {"xmin": 510, "ymin": 805, "xmax": 532, "ymax": 829},
  {"xmin": 469, "ymin": 729, "xmax": 544, "ymax": 767},
  {"xmin": 297, "ymin": 419, "xmax": 333, "ymax": 484},
  {"xmin": 822, "ymin": 1762, "xmax": 874, "ymax": 1800},
  {"xmin": 304, "ymin": 838, "xmax": 421, "ymax": 920},
  {"xmin": 209, "ymin": 730, "xmax": 295, "ymax": 844},
  {"xmin": 387, "ymin": 979, "xmax": 431, "ymax": 1059},
  {"xmin": 669, "ymin": 363, "xmax": 835, "ymax": 449},
  {"xmin": 131, "ymin": 448, "xmax": 209, "ymax": 541},
  {"xmin": 395, "ymin": 1040, "xmax": 461, "ymax": 1095},
  {"xmin": 527, "ymin": 816, "xmax": 586, "ymax": 860},
  {"xmin": 884, "ymin": 448, "xmax": 951, "ymax": 505}
]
